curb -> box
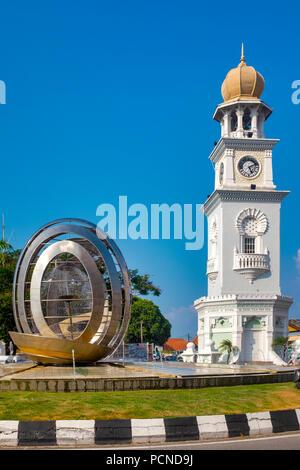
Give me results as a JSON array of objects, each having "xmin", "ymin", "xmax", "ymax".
[
  {"xmin": 0, "ymin": 370, "xmax": 295, "ymax": 392},
  {"xmin": 0, "ymin": 409, "xmax": 300, "ymax": 447}
]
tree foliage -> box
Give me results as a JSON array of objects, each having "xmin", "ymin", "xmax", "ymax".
[
  {"xmin": 218, "ymin": 339, "xmax": 238, "ymax": 364},
  {"xmin": 0, "ymin": 265, "xmax": 15, "ymax": 294},
  {"xmin": 125, "ymin": 270, "xmax": 171, "ymax": 345},
  {"xmin": 124, "ymin": 297, "xmax": 171, "ymax": 346},
  {"xmin": 0, "ymin": 291, "xmax": 16, "ymax": 343},
  {"xmin": 129, "ymin": 269, "xmax": 161, "ymax": 296},
  {"xmin": 0, "ymin": 243, "xmax": 20, "ymax": 344},
  {"xmin": 0, "ymin": 240, "xmax": 13, "ymax": 267},
  {"xmin": 272, "ymin": 336, "xmax": 289, "ymax": 359}
]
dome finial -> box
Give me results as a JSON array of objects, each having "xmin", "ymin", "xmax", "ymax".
[{"xmin": 240, "ymin": 43, "xmax": 245, "ymax": 63}]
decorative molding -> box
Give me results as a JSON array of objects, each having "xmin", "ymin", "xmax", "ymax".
[
  {"xmin": 207, "ymin": 272, "xmax": 218, "ymax": 282},
  {"xmin": 206, "ymin": 258, "xmax": 218, "ymax": 282},
  {"xmin": 194, "ymin": 294, "xmax": 294, "ymax": 310},
  {"xmin": 239, "ymin": 304, "xmax": 273, "ymax": 312},
  {"xmin": 236, "ymin": 208, "xmax": 268, "ymax": 235},
  {"xmin": 201, "ymin": 306, "xmax": 236, "ymax": 314},
  {"xmin": 225, "ymin": 148, "xmax": 234, "ymax": 157},
  {"xmin": 242, "ymin": 316, "xmax": 267, "ymax": 329},
  {"xmin": 211, "ymin": 317, "xmax": 233, "ymax": 329},
  {"xmin": 196, "ymin": 294, "xmax": 293, "ymax": 301},
  {"xmin": 209, "ymin": 216, "xmax": 218, "ymax": 241},
  {"xmin": 207, "ymin": 215, "xmax": 218, "ymax": 283},
  {"xmin": 265, "ymin": 149, "xmax": 272, "ymax": 158},
  {"xmin": 209, "ymin": 137, "xmax": 279, "ymax": 164},
  {"xmin": 203, "ymin": 190, "xmax": 290, "ymax": 216}
]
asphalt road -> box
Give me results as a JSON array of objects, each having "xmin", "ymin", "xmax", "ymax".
[{"xmin": 83, "ymin": 432, "xmax": 300, "ymax": 451}]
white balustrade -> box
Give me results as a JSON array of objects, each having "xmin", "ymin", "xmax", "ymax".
[{"xmin": 233, "ymin": 253, "xmax": 269, "ymax": 283}]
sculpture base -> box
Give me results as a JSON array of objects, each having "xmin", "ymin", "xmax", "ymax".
[{"xmin": 9, "ymin": 332, "xmax": 112, "ymax": 365}]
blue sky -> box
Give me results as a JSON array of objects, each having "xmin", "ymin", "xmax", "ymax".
[{"xmin": 1, "ymin": 1, "xmax": 300, "ymax": 338}]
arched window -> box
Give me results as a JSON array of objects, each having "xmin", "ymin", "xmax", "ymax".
[
  {"xmin": 230, "ymin": 111, "xmax": 237, "ymax": 132},
  {"xmin": 243, "ymin": 108, "xmax": 251, "ymax": 130},
  {"xmin": 236, "ymin": 209, "xmax": 268, "ymax": 255},
  {"xmin": 242, "ymin": 216, "xmax": 258, "ymax": 253}
]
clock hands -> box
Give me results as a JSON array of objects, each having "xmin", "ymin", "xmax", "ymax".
[{"xmin": 239, "ymin": 157, "xmax": 259, "ymax": 178}]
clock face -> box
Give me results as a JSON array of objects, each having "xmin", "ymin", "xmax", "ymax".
[
  {"xmin": 219, "ymin": 163, "xmax": 224, "ymax": 184},
  {"xmin": 238, "ymin": 156, "xmax": 260, "ymax": 178}
]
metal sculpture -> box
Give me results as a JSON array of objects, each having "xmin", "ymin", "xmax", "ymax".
[{"xmin": 10, "ymin": 218, "xmax": 131, "ymax": 364}]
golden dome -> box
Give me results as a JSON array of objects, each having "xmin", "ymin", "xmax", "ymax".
[{"xmin": 221, "ymin": 45, "xmax": 265, "ymax": 102}]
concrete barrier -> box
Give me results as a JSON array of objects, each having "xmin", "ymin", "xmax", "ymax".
[{"xmin": 0, "ymin": 409, "xmax": 299, "ymax": 447}]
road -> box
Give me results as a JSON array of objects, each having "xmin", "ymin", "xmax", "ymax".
[
  {"xmin": 6, "ymin": 432, "xmax": 300, "ymax": 452},
  {"xmin": 81, "ymin": 432, "xmax": 300, "ymax": 451}
]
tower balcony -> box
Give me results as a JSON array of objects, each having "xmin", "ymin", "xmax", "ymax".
[
  {"xmin": 233, "ymin": 252, "xmax": 270, "ymax": 283},
  {"xmin": 229, "ymin": 130, "xmax": 256, "ymax": 139}
]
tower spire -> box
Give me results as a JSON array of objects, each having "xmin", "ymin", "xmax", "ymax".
[{"xmin": 240, "ymin": 43, "xmax": 245, "ymax": 63}]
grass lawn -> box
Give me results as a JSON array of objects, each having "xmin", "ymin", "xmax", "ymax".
[{"xmin": 0, "ymin": 382, "xmax": 299, "ymax": 421}]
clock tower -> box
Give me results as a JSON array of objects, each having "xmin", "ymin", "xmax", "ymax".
[{"xmin": 194, "ymin": 46, "xmax": 293, "ymax": 364}]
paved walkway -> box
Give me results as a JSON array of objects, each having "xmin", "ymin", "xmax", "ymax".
[
  {"xmin": 0, "ymin": 364, "xmax": 159, "ymax": 381},
  {"xmin": 0, "ymin": 361, "xmax": 298, "ymax": 381},
  {"xmin": 125, "ymin": 361, "xmax": 298, "ymax": 377},
  {"xmin": 0, "ymin": 362, "xmax": 36, "ymax": 379}
]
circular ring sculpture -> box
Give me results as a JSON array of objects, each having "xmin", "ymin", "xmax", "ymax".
[{"xmin": 10, "ymin": 218, "xmax": 131, "ymax": 364}]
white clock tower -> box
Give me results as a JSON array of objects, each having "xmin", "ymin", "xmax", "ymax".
[{"xmin": 194, "ymin": 46, "xmax": 293, "ymax": 364}]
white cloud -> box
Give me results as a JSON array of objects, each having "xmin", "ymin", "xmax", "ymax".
[{"xmin": 294, "ymin": 249, "xmax": 300, "ymax": 272}]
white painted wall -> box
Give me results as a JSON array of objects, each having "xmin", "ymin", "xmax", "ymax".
[{"xmin": 207, "ymin": 198, "xmax": 283, "ymax": 297}]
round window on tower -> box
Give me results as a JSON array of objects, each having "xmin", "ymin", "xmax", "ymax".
[{"xmin": 242, "ymin": 217, "xmax": 258, "ymax": 236}]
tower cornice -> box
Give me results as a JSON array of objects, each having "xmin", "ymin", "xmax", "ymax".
[
  {"xmin": 194, "ymin": 294, "xmax": 293, "ymax": 310},
  {"xmin": 213, "ymin": 99, "xmax": 273, "ymax": 122},
  {"xmin": 209, "ymin": 137, "xmax": 279, "ymax": 163},
  {"xmin": 202, "ymin": 189, "xmax": 290, "ymax": 216}
]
